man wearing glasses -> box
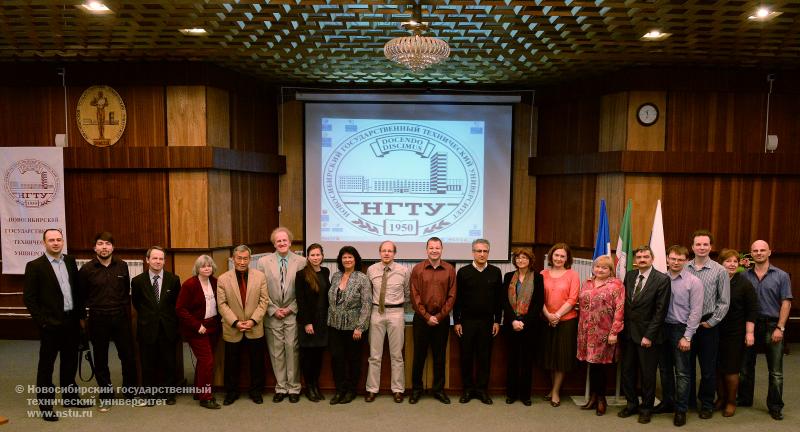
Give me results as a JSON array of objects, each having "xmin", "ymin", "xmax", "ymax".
[{"xmin": 453, "ymin": 239, "xmax": 503, "ymax": 404}]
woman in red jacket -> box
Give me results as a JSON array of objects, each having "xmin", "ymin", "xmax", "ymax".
[{"xmin": 176, "ymin": 255, "xmax": 221, "ymax": 409}]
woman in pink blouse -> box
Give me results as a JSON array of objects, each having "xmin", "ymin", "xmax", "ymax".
[
  {"xmin": 540, "ymin": 243, "xmax": 580, "ymax": 407},
  {"xmin": 576, "ymin": 255, "xmax": 624, "ymax": 416}
]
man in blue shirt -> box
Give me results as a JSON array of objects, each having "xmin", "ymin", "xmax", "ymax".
[
  {"xmin": 657, "ymin": 245, "xmax": 704, "ymax": 427},
  {"xmin": 739, "ymin": 240, "xmax": 792, "ymax": 421}
]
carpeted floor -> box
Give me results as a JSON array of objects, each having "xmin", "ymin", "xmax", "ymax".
[{"xmin": 0, "ymin": 339, "xmax": 796, "ymax": 431}]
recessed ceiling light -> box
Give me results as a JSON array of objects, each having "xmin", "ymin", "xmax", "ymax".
[
  {"xmin": 748, "ymin": 7, "xmax": 782, "ymax": 21},
  {"xmin": 641, "ymin": 30, "xmax": 671, "ymax": 41},
  {"xmin": 78, "ymin": 1, "xmax": 113, "ymax": 14},
  {"xmin": 179, "ymin": 28, "xmax": 208, "ymax": 36}
]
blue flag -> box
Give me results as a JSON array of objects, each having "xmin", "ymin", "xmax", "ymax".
[{"xmin": 593, "ymin": 199, "xmax": 611, "ymax": 260}]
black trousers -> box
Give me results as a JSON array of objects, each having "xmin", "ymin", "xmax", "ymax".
[
  {"xmin": 505, "ymin": 324, "xmax": 534, "ymax": 400},
  {"xmin": 621, "ymin": 339, "xmax": 660, "ymax": 412},
  {"xmin": 138, "ymin": 329, "xmax": 178, "ymax": 398},
  {"xmin": 589, "ymin": 363, "xmax": 613, "ymax": 395},
  {"xmin": 88, "ymin": 310, "xmax": 137, "ymax": 401},
  {"xmin": 459, "ymin": 319, "xmax": 493, "ymax": 393},
  {"xmin": 328, "ymin": 327, "xmax": 363, "ymax": 394},
  {"xmin": 411, "ymin": 314, "xmax": 450, "ymax": 392},
  {"xmin": 223, "ymin": 336, "xmax": 266, "ymax": 397},
  {"xmin": 36, "ymin": 312, "xmax": 81, "ymax": 409},
  {"xmin": 300, "ymin": 346, "xmax": 325, "ymax": 388}
]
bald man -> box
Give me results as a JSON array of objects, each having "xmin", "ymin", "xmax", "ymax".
[{"xmin": 738, "ymin": 240, "xmax": 792, "ymax": 421}]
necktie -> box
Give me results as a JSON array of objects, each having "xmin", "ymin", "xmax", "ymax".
[
  {"xmin": 280, "ymin": 258, "xmax": 287, "ymax": 302},
  {"xmin": 153, "ymin": 275, "xmax": 161, "ymax": 304},
  {"xmin": 379, "ymin": 266, "xmax": 389, "ymax": 314},
  {"xmin": 633, "ymin": 274, "xmax": 644, "ymax": 299}
]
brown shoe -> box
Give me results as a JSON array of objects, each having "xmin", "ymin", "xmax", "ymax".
[
  {"xmin": 580, "ymin": 393, "xmax": 597, "ymax": 410},
  {"xmin": 393, "ymin": 392, "xmax": 404, "ymax": 403},
  {"xmin": 364, "ymin": 392, "xmax": 377, "ymax": 402},
  {"xmin": 722, "ymin": 403, "xmax": 736, "ymax": 417},
  {"xmin": 596, "ymin": 396, "xmax": 607, "ymax": 416}
]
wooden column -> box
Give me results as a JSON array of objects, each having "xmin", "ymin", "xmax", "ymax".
[
  {"xmin": 596, "ymin": 91, "xmax": 666, "ymax": 247},
  {"xmin": 166, "ymin": 85, "xmax": 233, "ymax": 276},
  {"xmin": 278, "ymin": 99, "xmax": 304, "ymax": 245}
]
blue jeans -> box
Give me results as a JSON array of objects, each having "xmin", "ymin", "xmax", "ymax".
[
  {"xmin": 659, "ymin": 323, "xmax": 692, "ymax": 413},
  {"xmin": 739, "ymin": 318, "xmax": 784, "ymax": 413},
  {"xmin": 688, "ymin": 323, "xmax": 718, "ymax": 410}
]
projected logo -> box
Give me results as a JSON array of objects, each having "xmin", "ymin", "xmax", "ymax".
[{"xmin": 323, "ymin": 122, "xmax": 480, "ymax": 237}]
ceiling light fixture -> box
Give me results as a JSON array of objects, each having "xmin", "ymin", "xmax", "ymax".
[
  {"xmin": 641, "ymin": 30, "xmax": 671, "ymax": 41},
  {"xmin": 748, "ymin": 7, "xmax": 782, "ymax": 21},
  {"xmin": 384, "ymin": 2, "xmax": 450, "ymax": 72},
  {"xmin": 179, "ymin": 28, "xmax": 208, "ymax": 36},
  {"xmin": 78, "ymin": 1, "xmax": 113, "ymax": 14}
]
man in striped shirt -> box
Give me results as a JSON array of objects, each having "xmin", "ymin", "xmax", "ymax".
[{"xmin": 684, "ymin": 230, "xmax": 730, "ymax": 419}]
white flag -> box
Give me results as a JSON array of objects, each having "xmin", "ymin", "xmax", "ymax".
[{"xmin": 649, "ymin": 200, "xmax": 666, "ymax": 273}]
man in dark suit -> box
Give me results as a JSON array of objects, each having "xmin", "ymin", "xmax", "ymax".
[
  {"xmin": 131, "ymin": 246, "xmax": 181, "ymax": 405},
  {"xmin": 618, "ymin": 245, "xmax": 671, "ymax": 424},
  {"xmin": 23, "ymin": 228, "xmax": 92, "ymax": 421}
]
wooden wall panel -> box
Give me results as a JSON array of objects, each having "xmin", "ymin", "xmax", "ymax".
[
  {"xmin": 166, "ymin": 86, "xmax": 206, "ymax": 147},
  {"xmin": 536, "ymin": 97, "xmax": 600, "ymax": 156},
  {"xmin": 599, "ymin": 92, "xmax": 628, "ymax": 152},
  {"xmin": 279, "ymin": 100, "xmax": 304, "ymax": 241},
  {"xmin": 666, "ymin": 92, "xmax": 767, "ymax": 153},
  {"xmin": 231, "ymin": 173, "xmax": 278, "ymax": 247},
  {"xmin": 206, "ymin": 87, "xmax": 230, "ymax": 149},
  {"xmin": 769, "ymin": 93, "xmax": 800, "ymax": 153},
  {"xmin": 208, "ymin": 170, "xmax": 233, "ymax": 247},
  {"xmin": 230, "ymin": 88, "xmax": 279, "ymax": 154},
  {"xmin": 64, "ymin": 171, "xmax": 168, "ymax": 250},
  {"xmin": 169, "ymin": 171, "xmax": 209, "ymax": 249},
  {"xmin": 0, "ymin": 87, "xmax": 65, "ymax": 147},
  {"xmin": 511, "ymin": 102, "xmax": 537, "ymax": 244},
  {"xmin": 534, "ymin": 175, "xmax": 596, "ymax": 248},
  {"xmin": 68, "ymin": 86, "xmax": 166, "ymax": 148},
  {"xmin": 627, "ymin": 91, "xmax": 666, "ymax": 151},
  {"xmin": 623, "ymin": 175, "xmax": 663, "ymax": 249},
  {"xmin": 661, "ymin": 175, "xmax": 800, "ymax": 254},
  {"xmin": 596, "ymin": 174, "xmax": 625, "ymax": 242}
]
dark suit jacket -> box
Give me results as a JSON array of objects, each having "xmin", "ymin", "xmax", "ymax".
[
  {"xmin": 502, "ymin": 270, "xmax": 545, "ymax": 328},
  {"xmin": 622, "ymin": 268, "xmax": 671, "ymax": 344},
  {"xmin": 175, "ymin": 275, "xmax": 220, "ymax": 340},
  {"xmin": 131, "ymin": 270, "xmax": 181, "ymax": 344},
  {"xmin": 23, "ymin": 254, "xmax": 84, "ymax": 327}
]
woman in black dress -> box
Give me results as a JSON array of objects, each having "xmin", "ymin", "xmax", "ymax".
[
  {"xmin": 295, "ymin": 243, "xmax": 330, "ymax": 402},
  {"xmin": 715, "ymin": 249, "xmax": 758, "ymax": 417},
  {"xmin": 503, "ymin": 247, "xmax": 545, "ymax": 406}
]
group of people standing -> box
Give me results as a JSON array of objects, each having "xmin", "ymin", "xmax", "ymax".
[{"xmin": 23, "ymin": 226, "xmax": 791, "ymax": 426}]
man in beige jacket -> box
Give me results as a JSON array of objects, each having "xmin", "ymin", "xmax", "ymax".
[{"xmin": 217, "ymin": 245, "xmax": 269, "ymax": 406}]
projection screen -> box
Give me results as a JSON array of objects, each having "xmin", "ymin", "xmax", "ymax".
[{"xmin": 303, "ymin": 94, "xmax": 516, "ymax": 261}]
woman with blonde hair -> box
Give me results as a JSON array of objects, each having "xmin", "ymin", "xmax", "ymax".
[
  {"xmin": 576, "ymin": 255, "xmax": 625, "ymax": 415},
  {"xmin": 175, "ymin": 255, "xmax": 222, "ymax": 409}
]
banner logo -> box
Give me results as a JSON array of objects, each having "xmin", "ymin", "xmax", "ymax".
[
  {"xmin": 3, "ymin": 159, "xmax": 60, "ymax": 208},
  {"xmin": 323, "ymin": 122, "xmax": 480, "ymax": 237}
]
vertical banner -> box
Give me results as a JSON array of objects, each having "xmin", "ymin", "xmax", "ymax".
[{"xmin": 0, "ymin": 147, "xmax": 66, "ymax": 274}]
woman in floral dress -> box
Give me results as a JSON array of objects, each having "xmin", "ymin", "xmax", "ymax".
[{"xmin": 576, "ymin": 255, "xmax": 625, "ymax": 416}]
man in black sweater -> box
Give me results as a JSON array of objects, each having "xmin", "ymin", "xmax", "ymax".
[{"xmin": 454, "ymin": 239, "xmax": 503, "ymax": 405}]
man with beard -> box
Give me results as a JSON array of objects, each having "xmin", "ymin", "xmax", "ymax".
[{"xmin": 78, "ymin": 232, "xmax": 137, "ymax": 412}]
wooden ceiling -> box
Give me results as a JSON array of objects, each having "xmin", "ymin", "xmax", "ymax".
[{"xmin": 1, "ymin": 1, "xmax": 798, "ymax": 85}]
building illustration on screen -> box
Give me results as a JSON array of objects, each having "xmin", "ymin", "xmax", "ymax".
[{"xmin": 322, "ymin": 121, "xmax": 482, "ymax": 239}]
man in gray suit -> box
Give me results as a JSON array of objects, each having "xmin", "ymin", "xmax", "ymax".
[{"xmin": 257, "ymin": 227, "xmax": 306, "ymax": 403}]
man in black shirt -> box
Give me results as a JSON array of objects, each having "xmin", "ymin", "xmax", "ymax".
[
  {"xmin": 78, "ymin": 231, "xmax": 137, "ymax": 412},
  {"xmin": 454, "ymin": 238, "xmax": 503, "ymax": 405}
]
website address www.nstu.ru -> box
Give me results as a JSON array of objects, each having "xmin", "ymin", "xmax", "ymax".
[{"xmin": 27, "ymin": 409, "xmax": 93, "ymax": 419}]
